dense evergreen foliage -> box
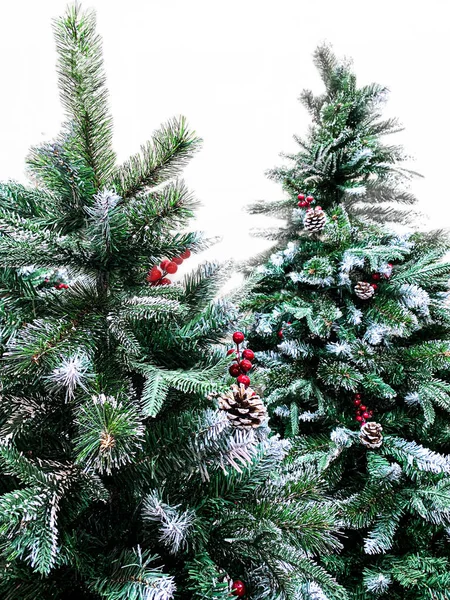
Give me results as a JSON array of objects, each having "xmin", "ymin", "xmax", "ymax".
[
  {"xmin": 0, "ymin": 8, "xmax": 346, "ymax": 600},
  {"xmin": 245, "ymin": 46, "xmax": 450, "ymax": 599}
]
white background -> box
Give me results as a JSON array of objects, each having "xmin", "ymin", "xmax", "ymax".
[{"xmin": 0, "ymin": 0, "xmax": 449, "ymax": 273}]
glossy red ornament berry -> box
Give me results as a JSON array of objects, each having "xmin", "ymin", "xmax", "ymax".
[
  {"xmin": 165, "ymin": 262, "xmax": 178, "ymax": 274},
  {"xmin": 277, "ymin": 330, "xmax": 283, "ymax": 339},
  {"xmin": 239, "ymin": 359, "xmax": 253, "ymax": 373},
  {"xmin": 229, "ymin": 364, "xmax": 241, "ymax": 377},
  {"xmin": 242, "ymin": 348, "xmax": 255, "ymax": 361},
  {"xmin": 354, "ymin": 399, "xmax": 361, "ymax": 406},
  {"xmin": 388, "ymin": 263, "xmax": 393, "ymax": 267},
  {"xmin": 231, "ymin": 580, "xmax": 246, "ymax": 597},
  {"xmin": 306, "ymin": 195, "xmax": 314, "ymax": 204},
  {"xmin": 316, "ymin": 206, "xmax": 322, "ymax": 211},
  {"xmin": 227, "ymin": 348, "xmax": 236, "ymax": 356},
  {"xmin": 355, "ymin": 393, "xmax": 362, "ymax": 400},
  {"xmin": 297, "ymin": 193, "xmax": 305, "ymax": 201},
  {"xmin": 160, "ymin": 278, "xmax": 172, "ymax": 285},
  {"xmin": 147, "ymin": 266, "xmax": 162, "ymax": 282},
  {"xmin": 362, "ymin": 412, "xmax": 370, "ymax": 419},
  {"xmin": 237, "ymin": 374, "xmax": 250, "ymax": 387},
  {"xmin": 233, "ymin": 331, "xmax": 245, "ymax": 344},
  {"xmin": 371, "ymin": 283, "xmax": 378, "ymax": 290},
  {"xmin": 298, "ymin": 200, "xmax": 309, "ymax": 208},
  {"xmin": 372, "ymin": 273, "xmax": 381, "ymax": 281},
  {"xmin": 180, "ymin": 249, "xmax": 191, "ymax": 259},
  {"xmin": 160, "ymin": 259, "xmax": 171, "ymax": 271},
  {"xmin": 360, "ymin": 405, "xmax": 366, "ymax": 412},
  {"xmin": 172, "ymin": 256, "xmax": 184, "ymax": 265},
  {"xmin": 356, "ymin": 415, "xmax": 363, "ymax": 422}
]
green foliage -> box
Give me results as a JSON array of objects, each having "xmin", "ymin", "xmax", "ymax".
[
  {"xmin": 244, "ymin": 43, "xmax": 450, "ymax": 599},
  {"xmin": 0, "ymin": 7, "xmax": 345, "ymax": 599}
]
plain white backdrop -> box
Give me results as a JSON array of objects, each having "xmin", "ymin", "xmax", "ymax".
[{"xmin": 0, "ymin": 0, "xmax": 449, "ymax": 273}]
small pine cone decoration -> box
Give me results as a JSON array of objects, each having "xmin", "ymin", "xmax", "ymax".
[
  {"xmin": 303, "ymin": 207, "xmax": 327, "ymax": 233},
  {"xmin": 359, "ymin": 421, "xmax": 383, "ymax": 448},
  {"xmin": 355, "ymin": 281, "xmax": 375, "ymax": 300},
  {"xmin": 218, "ymin": 383, "xmax": 267, "ymax": 430}
]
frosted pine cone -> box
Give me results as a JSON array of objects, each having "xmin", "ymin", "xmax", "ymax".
[
  {"xmin": 218, "ymin": 383, "xmax": 267, "ymax": 430},
  {"xmin": 354, "ymin": 281, "xmax": 375, "ymax": 300},
  {"xmin": 359, "ymin": 422, "xmax": 383, "ymax": 448},
  {"xmin": 303, "ymin": 207, "xmax": 327, "ymax": 233}
]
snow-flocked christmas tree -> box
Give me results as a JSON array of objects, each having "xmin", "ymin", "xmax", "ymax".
[{"xmin": 244, "ymin": 45, "xmax": 450, "ymax": 599}]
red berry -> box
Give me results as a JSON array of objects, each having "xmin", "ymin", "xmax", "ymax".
[
  {"xmin": 277, "ymin": 330, "xmax": 283, "ymax": 339},
  {"xmin": 242, "ymin": 349, "xmax": 255, "ymax": 361},
  {"xmin": 306, "ymin": 195, "xmax": 314, "ymax": 204},
  {"xmin": 231, "ymin": 580, "xmax": 246, "ymax": 597},
  {"xmin": 160, "ymin": 278, "xmax": 171, "ymax": 285},
  {"xmin": 298, "ymin": 200, "xmax": 309, "ymax": 208},
  {"xmin": 371, "ymin": 283, "xmax": 378, "ymax": 290},
  {"xmin": 356, "ymin": 415, "xmax": 363, "ymax": 422},
  {"xmin": 172, "ymin": 256, "xmax": 184, "ymax": 265},
  {"xmin": 229, "ymin": 364, "xmax": 241, "ymax": 377},
  {"xmin": 237, "ymin": 374, "xmax": 250, "ymax": 387},
  {"xmin": 165, "ymin": 262, "xmax": 178, "ymax": 274},
  {"xmin": 180, "ymin": 249, "xmax": 191, "ymax": 259},
  {"xmin": 233, "ymin": 331, "xmax": 245, "ymax": 344},
  {"xmin": 388, "ymin": 263, "xmax": 393, "ymax": 267},
  {"xmin": 227, "ymin": 348, "xmax": 236, "ymax": 356},
  {"xmin": 297, "ymin": 193, "xmax": 305, "ymax": 201},
  {"xmin": 363, "ymin": 412, "xmax": 369, "ymax": 419},
  {"xmin": 316, "ymin": 206, "xmax": 322, "ymax": 210},
  {"xmin": 354, "ymin": 399, "xmax": 361, "ymax": 407},
  {"xmin": 372, "ymin": 273, "xmax": 381, "ymax": 281},
  {"xmin": 239, "ymin": 359, "xmax": 253, "ymax": 373},
  {"xmin": 360, "ymin": 419, "xmax": 366, "ymax": 425},
  {"xmin": 360, "ymin": 405, "xmax": 366, "ymax": 411},
  {"xmin": 160, "ymin": 259, "xmax": 171, "ymax": 271},
  {"xmin": 287, "ymin": 321, "xmax": 292, "ymax": 325},
  {"xmin": 147, "ymin": 267, "xmax": 163, "ymax": 282}
]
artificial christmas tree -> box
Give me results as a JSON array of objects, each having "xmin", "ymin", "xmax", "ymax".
[
  {"xmin": 0, "ymin": 9, "xmax": 346, "ymax": 599},
  {"xmin": 245, "ymin": 45, "xmax": 450, "ymax": 598}
]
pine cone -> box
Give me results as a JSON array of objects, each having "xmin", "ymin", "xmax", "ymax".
[
  {"xmin": 359, "ymin": 421, "xmax": 383, "ymax": 448},
  {"xmin": 218, "ymin": 383, "xmax": 267, "ymax": 430},
  {"xmin": 303, "ymin": 207, "xmax": 327, "ymax": 232},
  {"xmin": 354, "ymin": 281, "xmax": 375, "ymax": 300}
]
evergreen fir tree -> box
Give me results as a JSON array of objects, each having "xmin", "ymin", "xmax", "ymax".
[
  {"xmin": 0, "ymin": 9, "xmax": 346, "ymax": 599},
  {"xmin": 244, "ymin": 46, "xmax": 450, "ymax": 599}
]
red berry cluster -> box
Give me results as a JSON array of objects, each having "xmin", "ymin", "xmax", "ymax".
[
  {"xmin": 297, "ymin": 192, "xmax": 315, "ymax": 209},
  {"xmin": 371, "ymin": 263, "xmax": 393, "ymax": 291},
  {"xmin": 147, "ymin": 249, "xmax": 191, "ymax": 286},
  {"xmin": 231, "ymin": 580, "xmax": 246, "ymax": 597},
  {"xmin": 55, "ymin": 282, "xmax": 69, "ymax": 290},
  {"xmin": 353, "ymin": 393, "xmax": 373, "ymax": 426},
  {"xmin": 228, "ymin": 331, "xmax": 254, "ymax": 388}
]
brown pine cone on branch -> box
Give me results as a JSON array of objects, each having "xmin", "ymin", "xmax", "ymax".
[
  {"xmin": 359, "ymin": 421, "xmax": 383, "ymax": 448},
  {"xmin": 218, "ymin": 383, "xmax": 267, "ymax": 430},
  {"xmin": 303, "ymin": 207, "xmax": 327, "ymax": 233},
  {"xmin": 354, "ymin": 281, "xmax": 375, "ymax": 300}
]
